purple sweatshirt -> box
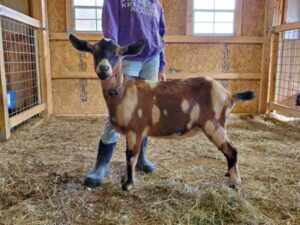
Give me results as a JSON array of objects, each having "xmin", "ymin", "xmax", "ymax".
[{"xmin": 102, "ymin": 0, "xmax": 166, "ymax": 72}]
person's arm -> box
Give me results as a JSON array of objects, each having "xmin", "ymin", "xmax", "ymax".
[
  {"xmin": 158, "ymin": 9, "xmax": 166, "ymax": 82},
  {"xmin": 102, "ymin": 0, "xmax": 119, "ymax": 43}
]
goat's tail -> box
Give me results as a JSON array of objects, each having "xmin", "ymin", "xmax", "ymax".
[{"xmin": 233, "ymin": 90, "xmax": 256, "ymax": 102}]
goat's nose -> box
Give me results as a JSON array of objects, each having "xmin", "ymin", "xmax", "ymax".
[{"xmin": 99, "ymin": 65, "xmax": 109, "ymax": 72}]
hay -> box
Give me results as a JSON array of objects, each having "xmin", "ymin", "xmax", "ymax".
[{"xmin": 0, "ymin": 115, "xmax": 299, "ymax": 225}]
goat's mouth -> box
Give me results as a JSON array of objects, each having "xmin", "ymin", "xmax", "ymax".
[{"xmin": 97, "ymin": 72, "xmax": 109, "ymax": 80}]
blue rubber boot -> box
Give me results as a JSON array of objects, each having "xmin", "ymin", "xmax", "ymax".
[
  {"xmin": 84, "ymin": 140, "xmax": 116, "ymax": 188},
  {"xmin": 136, "ymin": 137, "xmax": 156, "ymax": 173}
]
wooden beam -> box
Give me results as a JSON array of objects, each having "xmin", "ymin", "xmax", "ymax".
[
  {"xmin": 0, "ymin": 4, "xmax": 40, "ymax": 28},
  {"xmin": 266, "ymin": 33, "xmax": 279, "ymax": 113},
  {"xmin": 0, "ymin": 20, "xmax": 10, "ymax": 141},
  {"xmin": 31, "ymin": 0, "xmax": 53, "ymax": 115},
  {"xmin": 269, "ymin": 103, "xmax": 300, "ymax": 118},
  {"xmin": 9, "ymin": 104, "xmax": 46, "ymax": 128},
  {"xmin": 51, "ymin": 72, "xmax": 261, "ymax": 80},
  {"xmin": 274, "ymin": 21, "xmax": 300, "ymax": 32},
  {"xmin": 259, "ymin": 0, "xmax": 283, "ymax": 113},
  {"xmin": 235, "ymin": 0, "xmax": 243, "ymax": 36},
  {"xmin": 65, "ymin": 0, "xmax": 74, "ymax": 33},
  {"xmin": 49, "ymin": 33, "xmax": 265, "ymax": 44},
  {"xmin": 186, "ymin": 0, "xmax": 193, "ymax": 35}
]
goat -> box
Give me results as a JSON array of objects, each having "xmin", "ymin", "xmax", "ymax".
[{"xmin": 69, "ymin": 34, "xmax": 255, "ymax": 191}]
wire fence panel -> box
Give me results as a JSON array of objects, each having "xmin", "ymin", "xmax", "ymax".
[
  {"xmin": 0, "ymin": 16, "xmax": 41, "ymax": 118},
  {"xmin": 275, "ymin": 29, "xmax": 300, "ymax": 111}
]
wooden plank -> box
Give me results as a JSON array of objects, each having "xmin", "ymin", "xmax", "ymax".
[
  {"xmin": 235, "ymin": 0, "xmax": 243, "ymax": 36},
  {"xmin": 259, "ymin": 0, "xmax": 283, "ymax": 113},
  {"xmin": 0, "ymin": 4, "xmax": 40, "ymax": 28},
  {"xmin": 0, "ymin": 20, "xmax": 10, "ymax": 141},
  {"xmin": 186, "ymin": 0, "xmax": 193, "ymax": 35},
  {"xmin": 65, "ymin": 0, "xmax": 74, "ymax": 32},
  {"xmin": 9, "ymin": 104, "xmax": 46, "ymax": 128},
  {"xmin": 31, "ymin": 0, "xmax": 53, "ymax": 115},
  {"xmin": 51, "ymin": 72, "xmax": 261, "ymax": 80},
  {"xmin": 266, "ymin": 33, "xmax": 279, "ymax": 113},
  {"xmin": 274, "ymin": 21, "xmax": 300, "ymax": 32},
  {"xmin": 269, "ymin": 102, "xmax": 300, "ymax": 118},
  {"xmin": 49, "ymin": 32, "xmax": 265, "ymax": 44}
]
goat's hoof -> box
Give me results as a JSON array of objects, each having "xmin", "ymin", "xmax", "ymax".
[{"xmin": 122, "ymin": 182, "xmax": 133, "ymax": 191}]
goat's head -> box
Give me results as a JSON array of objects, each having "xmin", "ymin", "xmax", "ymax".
[{"xmin": 69, "ymin": 34, "xmax": 145, "ymax": 80}]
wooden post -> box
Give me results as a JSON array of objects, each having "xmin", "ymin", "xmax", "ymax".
[
  {"xmin": 30, "ymin": 0, "xmax": 53, "ymax": 115},
  {"xmin": 259, "ymin": 0, "xmax": 283, "ymax": 113},
  {"xmin": 235, "ymin": 0, "xmax": 243, "ymax": 36},
  {"xmin": 0, "ymin": 20, "xmax": 11, "ymax": 141},
  {"xmin": 266, "ymin": 33, "xmax": 279, "ymax": 111}
]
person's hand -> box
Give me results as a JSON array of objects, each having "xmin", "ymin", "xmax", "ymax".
[{"xmin": 158, "ymin": 72, "xmax": 166, "ymax": 82}]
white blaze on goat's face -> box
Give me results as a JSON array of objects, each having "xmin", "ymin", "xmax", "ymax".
[{"xmin": 96, "ymin": 59, "xmax": 113, "ymax": 77}]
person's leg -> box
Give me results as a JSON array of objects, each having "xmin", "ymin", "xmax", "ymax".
[
  {"xmin": 139, "ymin": 54, "xmax": 160, "ymax": 81},
  {"xmin": 136, "ymin": 54, "xmax": 160, "ymax": 172},
  {"xmin": 84, "ymin": 119, "xmax": 121, "ymax": 188}
]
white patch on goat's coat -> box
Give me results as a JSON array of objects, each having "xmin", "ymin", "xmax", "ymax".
[
  {"xmin": 163, "ymin": 109, "xmax": 168, "ymax": 116},
  {"xmin": 146, "ymin": 81, "xmax": 159, "ymax": 89},
  {"xmin": 116, "ymin": 85, "xmax": 138, "ymax": 126},
  {"xmin": 181, "ymin": 99, "xmax": 190, "ymax": 113},
  {"xmin": 127, "ymin": 131, "xmax": 137, "ymax": 150},
  {"xmin": 138, "ymin": 109, "xmax": 143, "ymax": 118},
  {"xmin": 153, "ymin": 96, "xmax": 157, "ymax": 101},
  {"xmin": 97, "ymin": 59, "xmax": 113, "ymax": 75},
  {"xmin": 204, "ymin": 120, "xmax": 215, "ymax": 135},
  {"xmin": 187, "ymin": 104, "xmax": 200, "ymax": 129},
  {"xmin": 152, "ymin": 104, "xmax": 161, "ymax": 124},
  {"xmin": 211, "ymin": 127, "xmax": 227, "ymax": 147},
  {"xmin": 205, "ymin": 77, "xmax": 230, "ymax": 120}
]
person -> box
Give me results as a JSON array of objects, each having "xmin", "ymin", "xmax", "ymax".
[{"xmin": 84, "ymin": 0, "xmax": 166, "ymax": 188}]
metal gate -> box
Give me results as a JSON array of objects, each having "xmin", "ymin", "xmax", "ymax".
[
  {"xmin": 269, "ymin": 23, "xmax": 300, "ymax": 118},
  {"xmin": 0, "ymin": 5, "xmax": 46, "ymax": 140}
]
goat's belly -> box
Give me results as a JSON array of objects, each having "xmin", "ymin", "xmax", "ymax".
[{"xmin": 150, "ymin": 127, "xmax": 201, "ymax": 140}]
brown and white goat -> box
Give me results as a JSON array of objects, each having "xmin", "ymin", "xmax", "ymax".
[{"xmin": 69, "ymin": 34, "xmax": 255, "ymax": 191}]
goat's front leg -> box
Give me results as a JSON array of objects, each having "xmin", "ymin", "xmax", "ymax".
[{"xmin": 122, "ymin": 133, "xmax": 142, "ymax": 191}]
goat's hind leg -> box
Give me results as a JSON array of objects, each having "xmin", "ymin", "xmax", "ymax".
[
  {"xmin": 122, "ymin": 133, "xmax": 142, "ymax": 191},
  {"xmin": 203, "ymin": 120, "xmax": 241, "ymax": 189}
]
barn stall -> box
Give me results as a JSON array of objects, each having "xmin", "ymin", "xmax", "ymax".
[{"xmin": 0, "ymin": 0, "xmax": 299, "ymax": 224}]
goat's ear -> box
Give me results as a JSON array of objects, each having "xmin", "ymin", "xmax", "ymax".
[
  {"xmin": 69, "ymin": 34, "xmax": 93, "ymax": 52},
  {"xmin": 119, "ymin": 39, "xmax": 145, "ymax": 57}
]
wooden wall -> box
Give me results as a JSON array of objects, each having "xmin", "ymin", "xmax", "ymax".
[{"xmin": 47, "ymin": 0, "xmax": 266, "ymax": 115}]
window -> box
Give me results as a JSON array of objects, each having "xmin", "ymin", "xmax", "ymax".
[
  {"xmin": 193, "ymin": 0, "xmax": 236, "ymax": 35},
  {"xmin": 73, "ymin": 0, "xmax": 103, "ymax": 32}
]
